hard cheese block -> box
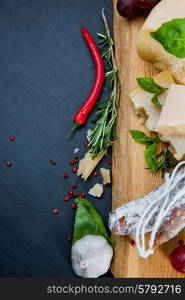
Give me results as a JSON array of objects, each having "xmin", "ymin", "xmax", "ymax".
[
  {"xmin": 156, "ymin": 84, "xmax": 185, "ymax": 136},
  {"xmin": 129, "ymin": 71, "xmax": 185, "ymax": 160},
  {"xmin": 129, "ymin": 70, "xmax": 174, "ymax": 131},
  {"xmin": 137, "ymin": 0, "xmax": 185, "ymax": 84}
]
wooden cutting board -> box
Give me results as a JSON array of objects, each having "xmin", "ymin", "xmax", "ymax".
[{"xmin": 111, "ymin": 0, "xmax": 185, "ymax": 278}]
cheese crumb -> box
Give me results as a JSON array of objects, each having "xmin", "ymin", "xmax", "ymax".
[
  {"xmin": 77, "ymin": 150, "xmax": 105, "ymax": 181},
  {"xmin": 87, "ymin": 129, "xmax": 92, "ymax": 142},
  {"xmin": 74, "ymin": 148, "xmax": 80, "ymax": 154},
  {"xmin": 100, "ymin": 168, "xmax": 111, "ymax": 185},
  {"xmin": 88, "ymin": 183, "xmax": 104, "ymax": 198}
]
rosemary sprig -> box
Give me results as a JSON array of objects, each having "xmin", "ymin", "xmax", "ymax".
[
  {"xmin": 156, "ymin": 148, "xmax": 177, "ymax": 178},
  {"xmin": 130, "ymin": 130, "xmax": 177, "ymax": 178},
  {"xmin": 88, "ymin": 9, "xmax": 120, "ymax": 157}
]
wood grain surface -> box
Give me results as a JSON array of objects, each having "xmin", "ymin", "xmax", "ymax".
[{"xmin": 111, "ymin": 0, "xmax": 185, "ymax": 278}]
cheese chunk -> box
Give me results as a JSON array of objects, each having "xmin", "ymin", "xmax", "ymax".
[
  {"xmin": 137, "ymin": 0, "xmax": 185, "ymax": 84},
  {"xmin": 160, "ymin": 135, "xmax": 185, "ymax": 161},
  {"xmin": 156, "ymin": 84, "xmax": 185, "ymax": 136},
  {"xmin": 88, "ymin": 183, "xmax": 104, "ymax": 198},
  {"xmin": 100, "ymin": 168, "xmax": 111, "ymax": 185},
  {"xmin": 129, "ymin": 72, "xmax": 185, "ymax": 160},
  {"xmin": 129, "ymin": 70, "xmax": 174, "ymax": 131},
  {"xmin": 77, "ymin": 151, "xmax": 105, "ymax": 181}
]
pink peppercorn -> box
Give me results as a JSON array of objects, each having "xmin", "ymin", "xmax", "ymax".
[
  {"xmin": 83, "ymin": 141, "xmax": 89, "ymax": 147},
  {"xmin": 72, "ymin": 168, "xmax": 77, "ymax": 174},
  {"xmin": 64, "ymin": 196, "xmax": 69, "ymax": 202},
  {"xmin": 68, "ymin": 190, "xmax": 73, "ymax": 196},
  {"xmin": 5, "ymin": 161, "xmax": 12, "ymax": 167},
  {"xmin": 52, "ymin": 208, "xmax": 59, "ymax": 214},
  {"xmin": 67, "ymin": 237, "xmax": 72, "ymax": 242},
  {"xmin": 71, "ymin": 203, "xmax": 77, "ymax": 209},
  {"xmin": 93, "ymin": 171, "xmax": 98, "ymax": 176},
  {"xmin": 69, "ymin": 160, "xmax": 75, "ymax": 165},
  {"xmin": 80, "ymin": 192, "xmax": 85, "ymax": 198},
  {"xmin": 50, "ymin": 160, "xmax": 56, "ymax": 165},
  {"xmin": 10, "ymin": 136, "xmax": 15, "ymax": 141},
  {"xmin": 130, "ymin": 239, "xmax": 135, "ymax": 247},
  {"xmin": 107, "ymin": 159, "xmax": 112, "ymax": 165},
  {"xmin": 72, "ymin": 184, "xmax": 77, "ymax": 189},
  {"xmin": 64, "ymin": 173, "xmax": 69, "ymax": 179}
]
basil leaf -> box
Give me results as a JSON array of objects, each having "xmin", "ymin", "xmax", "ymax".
[
  {"xmin": 144, "ymin": 143, "xmax": 158, "ymax": 173},
  {"xmin": 151, "ymin": 93, "xmax": 162, "ymax": 107},
  {"xmin": 151, "ymin": 18, "xmax": 185, "ymax": 58},
  {"xmin": 129, "ymin": 130, "xmax": 160, "ymax": 145},
  {"xmin": 137, "ymin": 77, "xmax": 163, "ymax": 94},
  {"xmin": 72, "ymin": 197, "xmax": 113, "ymax": 248},
  {"xmin": 137, "ymin": 77, "xmax": 167, "ymax": 107}
]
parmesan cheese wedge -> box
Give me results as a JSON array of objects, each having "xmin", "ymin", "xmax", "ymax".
[
  {"xmin": 137, "ymin": 0, "xmax": 185, "ymax": 84},
  {"xmin": 156, "ymin": 84, "xmax": 185, "ymax": 136},
  {"xmin": 129, "ymin": 71, "xmax": 185, "ymax": 160},
  {"xmin": 129, "ymin": 70, "xmax": 174, "ymax": 131},
  {"xmin": 100, "ymin": 168, "xmax": 111, "ymax": 185},
  {"xmin": 77, "ymin": 151, "xmax": 105, "ymax": 181},
  {"xmin": 88, "ymin": 183, "xmax": 104, "ymax": 198},
  {"xmin": 160, "ymin": 135, "xmax": 185, "ymax": 161}
]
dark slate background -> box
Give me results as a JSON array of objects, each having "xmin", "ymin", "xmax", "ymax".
[{"xmin": 0, "ymin": 0, "xmax": 113, "ymax": 277}]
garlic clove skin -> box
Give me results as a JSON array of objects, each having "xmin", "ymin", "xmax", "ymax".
[{"xmin": 71, "ymin": 235, "xmax": 113, "ymax": 278}]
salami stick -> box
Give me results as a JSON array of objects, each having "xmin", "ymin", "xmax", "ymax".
[
  {"xmin": 109, "ymin": 163, "xmax": 185, "ymax": 257},
  {"xmin": 109, "ymin": 182, "xmax": 166, "ymax": 235}
]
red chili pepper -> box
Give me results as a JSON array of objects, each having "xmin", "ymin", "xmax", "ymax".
[{"xmin": 70, "ymin": 26, "xmax": 105, "ymax": 136}]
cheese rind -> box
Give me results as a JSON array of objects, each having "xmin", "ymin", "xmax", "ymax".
[
  {"xmin": 137, "ymin": 0, "xmax": 185, "ymax": 84},
  {"xmin": 156, "ymin": 84, "xmax": 185, "ymax": 136}
]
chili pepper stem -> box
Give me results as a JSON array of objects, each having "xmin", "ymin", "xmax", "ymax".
[{"xmin": 68, "ymin": 123, "xmax": 80, "ymax": 138}]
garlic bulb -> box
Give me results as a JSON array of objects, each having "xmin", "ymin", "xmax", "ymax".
[{"xmin": 71, "ymin": 235, "xmax": 113, "ymax": 278}]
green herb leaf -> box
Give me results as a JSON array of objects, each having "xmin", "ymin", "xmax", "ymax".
[
  {"xmin": 130, "ymin": 132, "xmax": 177, "ymax": 177},
  {"xmin": 156, "ymin": 148, "xmax": 177, "ymax": 178},
  {"xmin": 129, "ymin": 130, "xmax": 160, "ymax": 145},
  {"xmin": 97, "ymin": 32, "xmax": 106, "ymax": 39},
  {"xmin": 72, "ymin": 197, "xmax": 113, "ymax": 248},
  {"xmin": 144, "ymin": 143, "xmax": 158, "ymax": 173},
  {"xmin": 137, "ymin": 77, "xmax": 166, "ymax": 107},
  {"xmin": 137, "ymin": 78, "xmax": 161, "ymax": 94},
  {"xmin": 151, "ymin": 93, "xmax": 162, "ymax": 107},
  {"xmin": 151, "ymin": 18, "xmax": 185, "ymax": 59}
]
